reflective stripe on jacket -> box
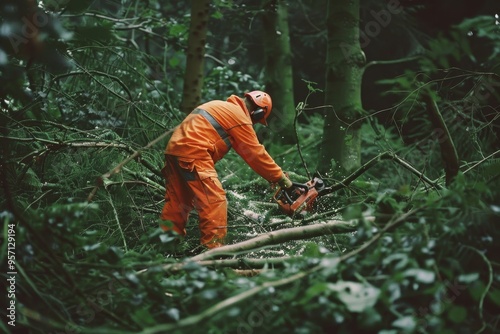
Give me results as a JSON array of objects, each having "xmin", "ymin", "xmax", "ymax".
[{"xmin": 166, "ymin": 95, "xmax": 283, "ymax": 183}]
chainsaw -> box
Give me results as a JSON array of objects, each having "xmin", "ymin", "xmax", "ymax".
[{"xmin": 273, "ymin": 176, "xmax": 326, "ymax": 217}]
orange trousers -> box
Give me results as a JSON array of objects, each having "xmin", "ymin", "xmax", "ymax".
[{"xmin": 160, "ymin": 155, "xmax": 227, "ymax": 249}]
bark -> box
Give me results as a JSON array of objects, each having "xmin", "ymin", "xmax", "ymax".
[
  {"xmin": 164, "ymin": 256, "xmax": 299, "ymax": 274},
  {"xmin": 422, "ymin": 90, "xmax": 459, "ymax": 186},
  {"xmin": 319, "ymin": 0, "xmax": 365, "ymax": 174},
  {"xmin": 180, "ymin": 0, "xmax": 211, "ymax": 114},
  {"xmin": 262, "ymin": 0, "xmax": 296, "ymax": 142}
]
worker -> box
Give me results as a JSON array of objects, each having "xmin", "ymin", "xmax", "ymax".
[{"xmin": 160, "ymin": 90, "xmax": 296, "ymax": 250}]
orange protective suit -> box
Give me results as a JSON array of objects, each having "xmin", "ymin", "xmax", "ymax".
[{"xmin": 160, "ymin": 95, "xmax": 285, "ymax": 249}]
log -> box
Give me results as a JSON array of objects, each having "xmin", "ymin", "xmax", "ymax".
[{"xmin": 185, "ymin": 219, "xmax": 357, "ymax": 262}]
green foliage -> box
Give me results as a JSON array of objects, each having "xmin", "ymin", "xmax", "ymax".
[
  {"xmin": 203, "ymin": 66, "xmax": 262, "ymax": 100},
  {"xmin": 1, "ymin": 1, "xmax": 499, "ymax": 334},
  {"xmin": 374, "ymin": 14, "xmax": 500, "ymax": 183}
]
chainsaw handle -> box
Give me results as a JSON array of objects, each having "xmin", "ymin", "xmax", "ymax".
[
  {"xmin": 281, "ymin": 182, "xmax": 309, "ymax": 204},
  {"xmin": 291, "ymin": 182, "xmax": 309, "ymax": 193}
]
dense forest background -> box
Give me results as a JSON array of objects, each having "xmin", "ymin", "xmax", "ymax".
[{"xmin": 1, "ymin": 0, "xmax": 500, "ymax": 333}]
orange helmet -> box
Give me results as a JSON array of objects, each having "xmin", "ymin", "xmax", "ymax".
[{"xmin": 244, "ymin": 90, "xmax": 272, "ymax": 125}]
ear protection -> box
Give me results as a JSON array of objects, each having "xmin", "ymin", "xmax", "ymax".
[{"xmin": 251, "ymin": 108, "xmax": 265, "ymax": 122}]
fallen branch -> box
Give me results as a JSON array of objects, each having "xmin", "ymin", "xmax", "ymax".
[
  {"xmin": 140, "ymin": 209, "xmax": 419, "ymax": 334},
  {"xmin": 186, "ymin": 219, "xmax": 357, "ymax": 262},
  {"xmin": 161, "ymin": 256, "xmax": 301, "ymax": 274},
  {"xmin": 136, "ymin": 220, "xmax": 356, "ymax": 275}
]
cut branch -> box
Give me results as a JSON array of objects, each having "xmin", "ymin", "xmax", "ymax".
[
  {"xmin": 135, "ymin": 220, "xmax": 356, "ymax": 274},
  {"xmin": 184, "ymin": 219, "xmax": 356, "ymax": 262}
]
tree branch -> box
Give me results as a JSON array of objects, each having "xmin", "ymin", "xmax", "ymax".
[
  {"xmin": 462, "ymin": 149, "xmax": 500, "ymax": 174},
  {"xmin": 320, "ymin": 151, "xmax": 443, "ymax": 195},
  {"xmin": 365, "ymin": 56, "xmax": 420, "ymax": 70},
  {"xmin": 3, "ymin": 133, "xmax": 166, "ymax": 183},
  {"xmin": 87, "ymin": 127, "xmax": 176, "ymax": 201},
  {"xmin": 293, "ymin": 101, "xmax": 312, "ymax": 179}
]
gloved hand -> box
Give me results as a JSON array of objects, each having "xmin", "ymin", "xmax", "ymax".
[
  {"xmin": 277, "ymin": 174, "xmax": 293, "ymax": 189},
  {"xmin": 277, "ymin": 174, "xmax": 308, "ymax": 204}
]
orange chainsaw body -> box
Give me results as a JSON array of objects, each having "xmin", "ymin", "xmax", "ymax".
[{"xmin": 273, "ymin": 177, "xmax": 325, "ymax": 216}]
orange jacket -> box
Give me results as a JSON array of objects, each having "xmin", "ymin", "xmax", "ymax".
[{"xmin": 166, "ymin": 95, "xmax": 284, "ymax": 183}]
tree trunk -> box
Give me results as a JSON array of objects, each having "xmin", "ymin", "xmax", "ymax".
[
  {"xmin": 262, "ymin": 0, "xmax": 296, "ymax": 143},
  {"xmin": 180, "ymin": 0, "xmax": 210, "ymax": 114},
  {"xmin": 319, "ymin": 0, "xmax": 365, "ymax": 174}
]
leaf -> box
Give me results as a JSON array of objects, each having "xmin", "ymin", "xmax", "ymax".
[
  {"xmin": 392, "ymin": 316, "xmax": 416, "ymax": 331},
  {"xmin": 328, "ymin": 281, "xmax": 380, "ymax": 313},
  {"xmin": 359, "ymin": 308, "xmax": 382, "ymax": 329},
  {"xmin": 166, "ymin": 308, "xmax": 180, "ymax": 322},
  {"xmin": 131, "ymin": 308, "xmax": 156, "ymax": 326},
  {"xmin": 302, "ymin": 242, "xmax": 321, "ymax": 257},
  {"xmin": 169, "ymin": 24, "xmax": 187, "ymax": 37},
  {"xmin": 299, "ymin": 282, "xmax": 329, "ymax": 304},
  {"xmin": 490, "ymin": 205, "xmax": 500, "ymax": 213},
  {"xmin": 382, "ymin": 253, "xmax": 409, "ymax": 271},
  {"xmin": 487, "ymin": 289, "xmax": 500, "ymax": 306},
  {"xmin": 469, "ymin": 280, "xmax": 486, "ymax": 301},
  {"xmin": 125, "ymin": 271, "xmax": 140, "ymax": 284},
  {"xmin": 159, "ymin": 233, "xmax": 176, "ymax": 243},
  {"xmin": 169, "ymin": 57, "xmax": 180, "ymax": 68},
  {"xmin": 212, "ymin": 11, "xmax": 223, "ymax": 19},
  {"xmin": 404, "ymin": 268, "xmax": 436, "ymax": 284},
  {"xmin": 458, "ymin": 272, "xmax": 479, "ymax": 283},
  {"xmin": 448, "ymin": 305, "xmax": 467, "ymax": 324},
  {"xmin": 343, "ymin": 204, "xmax": 363, "ymax": 220},
  {"xmin": 83, "ymin": 243, "xmax": 101, "ymax": 251}
]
